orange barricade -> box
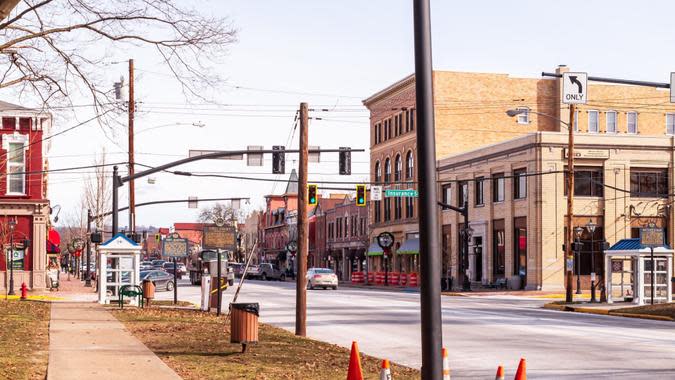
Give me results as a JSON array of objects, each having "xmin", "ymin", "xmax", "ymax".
[
  {"xmin": 408, "ymin": 272, "xmax": 419, "ymax": 287},
  {"xmin": 367, "ymin": 272, "xmax": 375, "ymax": 283},
  {"xmin": 399, "ymin": 272, "xmax": 407, "ymax": 287},
  {"xmin": 390, "ymin": 272, "xmax": 400, "ymax": 285},
  {"xmin": 351, "ymin": 271, "xmax": 364, "ymax": 284},
  {"xmin": 375, "ymin": 272, "xmax": 384, "ymax": 285}
]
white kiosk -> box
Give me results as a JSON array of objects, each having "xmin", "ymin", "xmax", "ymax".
[
  {"xmin": 97, "ymin": 234, "xmax": 141, "ymax": 305},
  {"xmin": 604, "ymin": 238, "xmax": 673, "ymax": 305}
]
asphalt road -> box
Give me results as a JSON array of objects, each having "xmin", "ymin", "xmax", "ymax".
[{"xmin": 156, "ymin": 279, "xmax": 675, "ymax": 379}]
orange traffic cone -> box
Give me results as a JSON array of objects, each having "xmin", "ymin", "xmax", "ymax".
[
  {"xmin": 495, "ymin": 365, "xmax": 505, "ymax": 380},
  {"xmin": 347, "ymin": 341, "xmax": 364, "ymax": 380},
  {"xmin": 514, "ymin": 358, "xmax": 526, "ymax": 380},
  {"xmin": 442, "ymin": 347, "xmax": 451, "ymax": 380},
  {"xmin": 379, "ymin": 359, "xmax": 392, "ymax": 380}
]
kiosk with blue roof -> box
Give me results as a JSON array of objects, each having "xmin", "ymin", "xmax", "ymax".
[
  {"xmin": 604, "ymin": 238, "xmax": 673, "ymax": 305},
  {"xmin": 97, "ymin": 234, "xmax": 141, "ymax": 305}
]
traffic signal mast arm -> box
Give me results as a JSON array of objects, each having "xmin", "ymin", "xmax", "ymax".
[{"xmin": 436, "ymin": 201, "xmax": 467, "ymax": 217}]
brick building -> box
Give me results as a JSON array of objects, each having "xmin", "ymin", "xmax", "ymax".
[
  {"xmin": 310, "ymin": 195, "xmax": 349, "ymax": 274},
  {"xmin": 0, "ymin": 100, "xmax": 52, "ymax": 291},
  {"xmin": 260, "ymin": 170, "xmax": 298, "ymax": 269},
  {"xmin": 325, "ymin": 196, "xmax": 369, "ymax": 281}
]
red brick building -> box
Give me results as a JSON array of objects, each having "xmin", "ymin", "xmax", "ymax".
[
  {"xmin": 325, "ymin": 196, "xmax": 369, "ymax": 281},
  {"xmin": 309, "ymin": 195, "xmax": 345, "ymax": 269},
  {"xmin": 260, "ymin": 170, "xmax": 298, "ymax": 268},
  {"xmin": 0, "ymin": 100, "xmax": 52, "ymax": 291}
]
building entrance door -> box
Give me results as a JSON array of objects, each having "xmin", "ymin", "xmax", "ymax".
[{"xmin": 474, "ymin": 236, "xmax": 483, "ymax": 282}]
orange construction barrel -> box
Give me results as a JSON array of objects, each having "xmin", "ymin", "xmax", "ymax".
[
  {"xmin": 230, "ymin": 302, "xmax": 259, "ymax": 352},
  {"xmin": 142, "ymin": 279, "xmax": 155, "ymax": 305}
]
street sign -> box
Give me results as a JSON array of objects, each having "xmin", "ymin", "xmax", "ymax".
[
  {"xmin": 203, "ymin": 225, "xmax": 237, "ymax": 250},
  {"xmin": 671, "ymin": 72, "xmax": 675, "ymax": 103},
  {"xmin": 562, "ymin": 72, "xmax": 588, "ymax": 104},
  {"xmin": 371, "ymin": 186, "xmax": 382, "ymax": 201},
  {"xmin": 247, "ymin": 145, "xmax": 263, "ymax": 166},
  {"xmin": 188, "ymin": 196, "xmax": 198, "ymax": 209},
  {"xmin": 640, "ymin": 227, "xmax": 665, "ymax": 248},
  {"xmin": 384, "ymin": 189, "xmax": 418, "ymax": 197},
  {"xmin": 162, "ymin": 237, "xmax": 189, "ymax": 258}
]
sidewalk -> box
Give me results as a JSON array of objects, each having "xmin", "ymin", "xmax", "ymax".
[{"xmin": 47, "ymin": 302, "xmax": 182, "ymax": 380}]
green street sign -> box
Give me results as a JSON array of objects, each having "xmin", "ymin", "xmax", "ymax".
[{"xmin": 384, "ymin": 189, "xmax": 418, "ymax": 197}]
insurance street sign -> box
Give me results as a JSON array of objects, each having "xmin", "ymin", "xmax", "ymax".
[
  {"xmin": 562, "ymin": 72, "xmax": 588, "ymax": 104},
  {"xmin": 384, "ymin": 189, "xmax": 418, "ymax": 197},
  {"xmin": 162, "ymin": 238, "xmax": 189, "ymax": 258}
]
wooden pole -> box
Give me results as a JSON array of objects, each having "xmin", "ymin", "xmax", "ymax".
[
  {"xmin": 295, "ymin": 102, "xmax": 308, "ymax": 336},
  {"xmin": 566, "ymin": 104, "xmax": 576, "ymax": 303}
]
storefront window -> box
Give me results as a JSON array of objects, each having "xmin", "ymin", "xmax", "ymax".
[
  {"xmin": 493, "ymin": 219, "xmax": 505, "ymax": 277},
  {"xmin": 514, "ymin": 217, "xmax": 527, "ymax": 284}
]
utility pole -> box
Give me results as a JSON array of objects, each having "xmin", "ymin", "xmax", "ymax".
[
  {"xmin": 413, "ymin": 0, "xmax": 443, "ymax": 378},
  {"xmin": 128, "ymin": 59, "xmax": 136, "ymax": 235},
  {"xmin": 565, "ymin": 104, "xmax": 576, "ymax": 303},
  {"xmin": 85, "ymin": 209, "xmax": 92, "ymax": 287},
  {"xmin": 295, "ymin": 102, "xmax": 309, "ymax": 337}
]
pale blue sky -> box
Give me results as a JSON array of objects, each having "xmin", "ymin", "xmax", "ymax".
[{"xmin": 45, "ymin": 0, "xmax": 675, "ymax": 227}]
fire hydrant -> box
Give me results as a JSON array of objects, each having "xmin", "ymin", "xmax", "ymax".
[{"xmin": 20, "ymin": 282, "xmax": 28, "ymax": 300}]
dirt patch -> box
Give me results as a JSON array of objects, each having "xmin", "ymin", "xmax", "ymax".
[
  {"xmin": 113, "ymin": 308, "xmax": 419, "ymax": 379},
  {"xmin": 613, "ymin": 303, "xmax": 675, "ymax": 320},
  {"xmin": 0, "ymin": 299, "xmax": 50, "ymax": 379}
]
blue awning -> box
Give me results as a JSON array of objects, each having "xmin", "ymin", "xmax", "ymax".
[
  {"xmin": 608, "ymin": 238, "xmax": 671, "ymax": 251},
  {"xmin": 367, "ymin": 243, "xmax": 383, "ymax": 256},
  {"xmin": 398, "ymin": 238, "xmax": 419, "ymax": 255}
]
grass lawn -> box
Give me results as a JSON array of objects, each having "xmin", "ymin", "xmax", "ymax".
[
  {"xmin": 614, "ymin": 303, "xmax": 675, "ymax": 319},
  {"xmin": 113, "ymin": 308, "xmax": 419, "ymax": 380},
  {"xmin": 0, "ymin": 299, "xmax": 50, "ymax": 379}
]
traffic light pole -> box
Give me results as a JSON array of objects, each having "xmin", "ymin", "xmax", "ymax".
[
  {"xmin": 413, "ymin": 1, "xmax": 444, "ymax": 378},
  {"xmin": 296, "ymin": 102, "xmax": 309, "ymax": 337}
]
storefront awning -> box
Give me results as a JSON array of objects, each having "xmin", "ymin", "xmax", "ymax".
[
  {"xmin": 398, "ymin": 238, "xmax": 419, "ymax": 255},
  {"xmin": 367, "ymin": 242, "xmax": 383, "ymax": 256},
  {"xmin": 47, "ymin": 228, "xmax": 61, "ymax": 254}
]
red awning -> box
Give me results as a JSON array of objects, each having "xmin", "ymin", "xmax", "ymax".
[{"xmin": 47, "ymin": 228, "xmax": 61, "ymax": 254}]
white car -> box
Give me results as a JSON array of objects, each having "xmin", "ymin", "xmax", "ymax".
[{"xmin": 306, "ymin": 268, "xmax": 338, "ymax": 290}]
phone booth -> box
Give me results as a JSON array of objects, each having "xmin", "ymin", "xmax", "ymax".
[{"xmin": 97, "ymin": 234, "xmax": 141, "ymax": 305}]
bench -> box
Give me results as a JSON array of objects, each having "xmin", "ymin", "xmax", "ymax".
[
  {"xmin": 485, "ymin": 278, "xmax": 508, "ymax": 290},
  {"xmin": 119, "ymin": 285, "xmax": 144, "ymax": 309}
]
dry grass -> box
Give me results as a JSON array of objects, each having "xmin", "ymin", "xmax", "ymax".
[
  {"xmin": 113, "ymin": 308, "xmax": 419, "ymax": 380},
  {"xmin": 615, "ymin": 303, "xmax": 675, "ymax": 319},
  {"xmin": 0, "ymin": 299, "xmax": 50, "ymax": 379}
]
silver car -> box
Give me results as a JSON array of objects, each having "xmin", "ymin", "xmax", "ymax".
[{"xmin": 306, "ymin": 268, "xmax": 338, "ymax": 290}]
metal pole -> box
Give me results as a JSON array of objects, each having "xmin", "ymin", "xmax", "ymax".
[
  {"xmin": 112, "ymin": 165, "xmax": 119, "ymax": 235},
  {"xmin": 413, "ymin": 0, "xmax": 443, "ymax": 377},
  {"xmin": 590, "ymin": 234, "xmax": 597, "ymax": 303},
  {"xmin": 173, "ymin": 257, "xmax": 177, "ymax": 305},
  {"xmin": 384, "ymin": 249, "xmax": 389, "ymax": 286},
  {"xmin": 575, "ymin": 239, "xmax": 581, "ymax": 295},
  {"xmin": 7, "ymin": 232, "xmax": 14, "ymax": 296},
  {"xmin": 217, "ymin": 249, "xmax": 222, "ymax": 315},
  {"xmin": 296, "ymin": 102, "xmax": 309, "ymax": 337},
  {"xmin": 128, "ymin": 59, "xmax": 136, "ymax": 234},
  {"xmin": 565, "ymin": 104, "xmax": 576, "ymax": 303},
  {"xmin": 462, "ymin": 201, "xmax": 470, "ymax": 291},
  {"xmin": 651, "ymin": 247, "xmax": 655, "ymax": 305},
  {"xmin": 85, "ymin": 210, "xmax": 92, "ymax": 287}
]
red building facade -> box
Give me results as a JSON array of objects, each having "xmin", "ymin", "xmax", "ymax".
[
  {"xmin": 0, "ymin": 100, "xmax": 52, "ymax": 290},
  {"xmin": 324, "ymin": 197, "xmax": 369, "ymax": 281}
]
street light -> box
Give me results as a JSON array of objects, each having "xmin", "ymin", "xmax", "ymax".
[
  {"xmin": 7, "ymin": 219, "xmax": 16, "ymax": 295},
  {"xmin": 574, "ymin": 226, "xmax": 584, "ymax": 295},
  {"xmin": 507, "ymin": 107, "xmax": 577, "ymax": 303},
  {"xmin": 460, "ymin": 225, "xmax": 473, "ymax": 291},
  {"xmin": 585, "ymin": 219, "xmax": 598, "ymax": 303},
  {"xmin": 134, "ymin": 121, "xmax": 205, "ymax": 136},
  {"xmin": 377, "ymin": 232, "xmax": 394, "ymax": 286}
]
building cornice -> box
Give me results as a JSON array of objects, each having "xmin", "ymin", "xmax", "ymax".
[{"xmin": 362, "ymin": 74, "xmax": 415, "ymax": 107}]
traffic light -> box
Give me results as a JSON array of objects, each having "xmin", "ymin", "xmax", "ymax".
[
  {"xmin": 155, "ymin": 234, "xmax": 161, "ymax": 242},
  {"xmin": 339, "ymin": 147, "xmax": 351, "ymax": 175},
  {"xmin": 272, "ymin": 145, "xmax": 285, "ymax": 174},
  {"xmin": 356, "ymin": 185, "xmax": 366, "ymax": 206},
  {"xmin": 308, "ymin": 184, "xmax": 318, "ymax": 205}
]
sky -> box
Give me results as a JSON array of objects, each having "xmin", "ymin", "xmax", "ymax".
[{"xmin": 42, "ymin": 0, "xmax": 675, "ymax": 228}]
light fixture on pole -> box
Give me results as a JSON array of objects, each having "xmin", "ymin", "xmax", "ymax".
[
  {"xmin": 377, "ymin": 232, "xmax": 394, "ymax": 287},
  {"xmin": 574, "ymin": 226, "xmax": 584, "ymax": 295},
  {"xmin": 7, "ymin": 218, "xmax": 16, "ymax": 295},
  {"xmin": 585, "ymin": 219, "xmax": 598, "ymax": 303}
]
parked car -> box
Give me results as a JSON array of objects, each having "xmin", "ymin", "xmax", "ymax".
[
  {"xmin": 140, "ymin": 261, "xmax": 154, "ymax": 271},
  {"xmin": 151, "ymin": 259, "xmax": 166, "ymax": 270},
  {"xmin": 306, "ymin": 268, "xmax": 338, "ymax": 290},
  {"xmin": 140, "ymin": 270, "xmax": 175, "ymax": 291},
  {"xmin": 228, "ymin": 262, "xmax": 244, "ymax": 277},
  {"xmin": 162, "ymin": 262, "xmax": 187, "ymax": 277},
  {"xmin": 256, "ymin": 263, "xmax": 286, "ymax": 281}
]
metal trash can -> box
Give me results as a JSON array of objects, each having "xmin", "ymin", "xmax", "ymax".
[
  {"xmin": 230, "ymin": 302, "xmax": 259, "ymax": 352},
  {"xmin": 142, "ymin": 279, "xmax": 155, "ymax": 305}
]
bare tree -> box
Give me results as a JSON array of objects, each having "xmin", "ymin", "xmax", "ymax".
[
  {"xmin": 197, "ymin": 202, "xmax": 238, "ymax": 225},
  {"xmin": 82, "ymin": 149, "xmax": 110, "ymax": 230},
  {"xmin": 0, "ymin": 0, "xmax": 237, "ymax": 124}
]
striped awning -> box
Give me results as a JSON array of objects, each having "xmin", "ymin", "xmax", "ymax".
[
  {"xmin": 398, "ymin": 238, "xmax": 419, "ymax": 255},
  {"xmin": 367, "ymin": 242, "xmax": 383, "ymax": 256}
]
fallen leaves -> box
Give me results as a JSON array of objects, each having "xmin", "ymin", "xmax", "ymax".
[{"xmin": 0, "ymin": 300, "xmax": 50, "ymax": 380}]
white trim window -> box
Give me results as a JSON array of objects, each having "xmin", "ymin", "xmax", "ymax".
[
  {"xmin": 627, "ymin": 111, "xmax": 638, "ymax": 134},
  {"xmin": 667, "ymin": 113, "xmax": 675, "ymax": 135},
  {"xmin": 516, "ymin": 107, "xmax": 529, "ymax": 124},
  {"xmin": 588, "ymin": 110, "xmax": 599, "ymax": 133},
  {"xmin": 606, "ymin": 111, "xmax": 617, "ymax": 133},
  {"xmin": 2, "ymin": 133, "xmax": 28, "ymax": 195}
]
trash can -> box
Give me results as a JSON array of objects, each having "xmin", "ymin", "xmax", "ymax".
[
  {"xmin": 230, "ymin": 302, "xmax": 259, "ymax": 352},
  {"xmin": 142, "ymin": 279, "xmax": 155, "ymax": 305}
]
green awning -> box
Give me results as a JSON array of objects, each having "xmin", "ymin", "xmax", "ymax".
[
  {"xmin": 367, "ymin": 243, "xmax": 383, "ymax": 256},
  {"xmin": 397, "ymin": 238, "xmax": 419, "ymax": 255}
]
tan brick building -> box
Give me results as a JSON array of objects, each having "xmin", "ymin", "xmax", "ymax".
[{"xmin": 365, "ymin": 65, "xmax": 675, "ymax": 289}]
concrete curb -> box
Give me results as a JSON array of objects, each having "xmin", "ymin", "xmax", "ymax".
[{"xmin": 543, "ymin": 302, "xmax": 674, "ymax": 322}]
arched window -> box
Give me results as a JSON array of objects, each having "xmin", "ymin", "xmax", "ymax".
[
  {"xmin": 395, "ymin": 154, "xmax": 402, "ymax": 182},
  {"xmin": 375, "ymin": 161, "xmax": 381, "ymax": 183},
  {"xmin": 384, "ymin": 158, "xmax": 391, "ymax": 183},
  {"xmin": 406, "ymin": 150, "xmax": 414, "ymax": 179}
]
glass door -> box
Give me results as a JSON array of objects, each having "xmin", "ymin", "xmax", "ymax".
[{"xmin": 643, "ymin": 257, "xmax": 669, "ymax": 304}]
